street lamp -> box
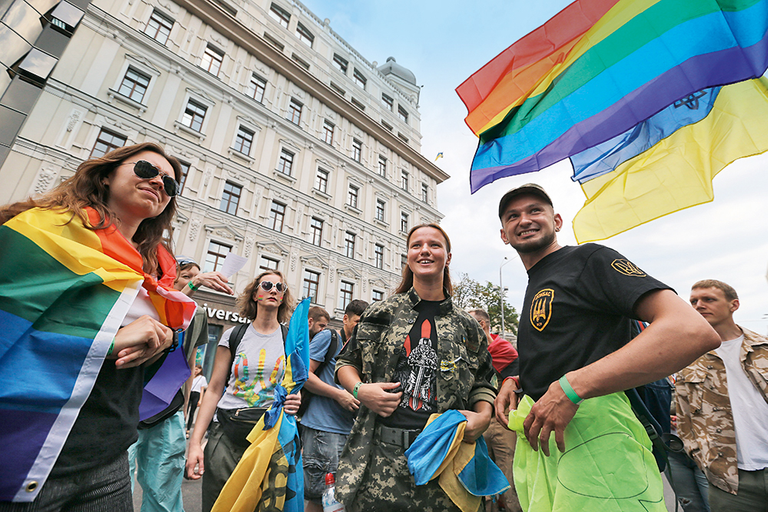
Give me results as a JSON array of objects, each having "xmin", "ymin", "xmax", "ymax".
[{"xmin": 499, "ymin": 256, "xmax": 513, "ymax": 337}]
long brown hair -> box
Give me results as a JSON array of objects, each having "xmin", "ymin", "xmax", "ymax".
[
  {"xmin": 394, "ymin": 223, "xmax": 453, "ymax": 297},
  {"xmin": 0, "ymin": 143, "xmax": 182, "ymax": 274},
  {"xmin": 237, "ymin": 270, "xmax": 295, "ymax": 324}
]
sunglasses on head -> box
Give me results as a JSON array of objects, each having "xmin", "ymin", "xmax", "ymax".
[
  {"xmin": 259, "ymin": 281, "xmax": 285, "ymax": 293},
  {"xmin": 128, "ymin": 160, "xmax": 179, "ymax": 197}
]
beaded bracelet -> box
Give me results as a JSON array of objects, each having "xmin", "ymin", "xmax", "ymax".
[{"xmin": 559, "ymin": 375, "xmax": 584, "ymax": 405}]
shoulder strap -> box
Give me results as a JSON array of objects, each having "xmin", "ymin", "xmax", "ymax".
[
  {"xmin": 281, "ymin": 324, "xmax": 288, "ymax": 347},
  {"xmin": 225, "ymin": 323, "xmax": 250, "ymax": 387},
  {"xmin": 325, "ymin": 329, "xmax": 339, "ymax": 366}
]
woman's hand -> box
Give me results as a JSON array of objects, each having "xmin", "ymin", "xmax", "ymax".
[
  {"xmin": 186, "ymin": 441, "xmax": 205, "ymax": 480},
  {"xmin": 184, "ymin": 271, "xmax": 234, "ymax": 296},
  {"xmin": 284, "ymin": 391, "xmax": 301, "ymax": 416},
  {"xmin": 357, "ymin": 382, "xmax": 403, "ymax": 417},
  {"xmin": 111, "ymin": 315, "xmax": 173, "ymax": 368}
]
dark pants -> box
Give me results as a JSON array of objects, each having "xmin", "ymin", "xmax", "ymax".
[
  {"xmin": 201, "ymin": 423, "xmax": 247, "ymax": 512},
  {"xmin": 187, "ymin": 391, "xmax": 200, "ymax": 431},
  {"xmin": 708, "ymin": 468, "xmax": 768, "ymax": 512},
  {"xmin": 0, "ymin": 452, "xmax": 132, "ymax": 512}
]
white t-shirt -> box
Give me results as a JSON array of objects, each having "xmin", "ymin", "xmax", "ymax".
[
  {"xmin": 191, "ymin": 375, "xmax": 207, "ymax": 393},
  {"xmin": 715, "ymin": 334, "xmax": 768, "ymax": 470},
  {"xmin": 216, "ymin": 324, "xmax": 284, "ymax": 410}
]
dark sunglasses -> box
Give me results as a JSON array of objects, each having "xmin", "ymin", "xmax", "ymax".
[
  {"xmin": 259, "ymin": 281, "xmax": 285, "ymax": 293},
  {"xmin": 129, "ymin": 160, "xmax": 179, "ymax": 197}
]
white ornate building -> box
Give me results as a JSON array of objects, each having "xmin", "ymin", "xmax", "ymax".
[{"xmin": 0, "ymin": 0, "xmax": 448, "ymax": 341}]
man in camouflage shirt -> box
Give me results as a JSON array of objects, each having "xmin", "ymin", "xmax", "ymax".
[{"xmin": 677, "ymin": 279, "xmax": 768, "ymax": 511}]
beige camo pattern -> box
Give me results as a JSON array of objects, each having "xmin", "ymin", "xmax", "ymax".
[
  {"xmin": 675, "ymin": 327, "xmax": 768, "ymax": 494},
  {"xmin": 333, "ymin": 288, "xmax": 496, "ymax": 508}
]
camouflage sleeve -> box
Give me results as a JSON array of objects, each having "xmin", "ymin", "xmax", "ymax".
[{"xmin": 466, "ymin": 318, "xmax": 496, "ymax": 408}]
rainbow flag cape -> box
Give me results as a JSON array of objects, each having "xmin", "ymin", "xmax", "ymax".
[
  {"xmin": 0, "ymin": 207, "xmax": 196, "ymax": 502},
  {"xmin": 212, "ymin": 298, "xmax": 310, "ymax": 512},
  {"xmin": 457, "ymin": 0, "xmax": 768, "ymax": 192},
  {"xmin": 572, "ymin": 77, "xmax": 768, "ymax": 242}
]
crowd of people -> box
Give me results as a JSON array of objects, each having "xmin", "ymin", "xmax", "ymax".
[{"xmin": 0, "ymin": 144, "xmax": 766, "ymax": 512}]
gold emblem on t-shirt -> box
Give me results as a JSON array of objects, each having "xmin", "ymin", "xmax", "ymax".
[
  {"xmin": 530, "ymin": 289, "xmax": 554, "ymax": 332},
  {"xmin": 611, "ymin": 259, "xmax": 647, "ymax": 277}
]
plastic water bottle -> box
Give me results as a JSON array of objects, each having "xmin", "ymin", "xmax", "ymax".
[{"xmin": 321, "ymin": 472, "xmax": 344, "ymax": 512}]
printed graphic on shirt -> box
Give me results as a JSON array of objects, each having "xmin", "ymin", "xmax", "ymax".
[
  {"xmin": 232, "ymin": 349, "xmax": 284, "ymax": 406},
  {"xmin": 530, "ymin": 288, "xmax": 554, "ymax": 332},
  {"xmin": 611, "ymin": 259, "xmax": 647, "ymax": 277},
  {"xmin": 394, "ymin": 319, "xmax": 437, "ymax": 413}
]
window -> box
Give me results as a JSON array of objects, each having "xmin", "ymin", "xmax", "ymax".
[
  {"xmin": 263, "ymin": 32, "xmax": 284, "ymax": 51},
  {"xmin": 178, "ymin": 161, "xmax": 190, "ymax": 193},
  {"xmin": 374, "ymin": 244, "xmax": 384, "ymax": 269},
  {"xmin": 353, "ymin": 69, "xmax": 366, "ymax": 89},
  {"xmin": 292, "ymin": 53, "xmax": 310, "ymax": 70},
  {"xmin": 287, "ymin": 98, "xmax": 302, "ymax": 125},
  {"xmin": 296, "ymin": 22, "xmax": 314, "ymax": 47},
  {"xmin": 344, "ymin": 232, "xmax": 355, "ymax": 258},
  {"xmin": 269, "ymin": 3, "xmax": 290, "ymax": 28},
  {"xmin": 352, "ymin": 139, "xmax": 362, "ymax": 162},
  {"xmin": 421, "ymin": 183, "xmax": 429, "ymax": 202},
  {"xmin": 118, "ymin": 67, "xmax": 150, "ymax": 103},
  {"xmin": 204, "ymin": 241, "xmax": 231, "ymax": 273},
  {"xmin": 234, "ymin": 126, "xmax": 254, "ymax": 155},
  {"xmin": 398, "ymin": 132, "xmax": 409, "ymax": 143},
  {"xmin": 381, "ymin": 119, "xmax": 393, "ymax": 131},
  {"xmin": 303, "ymin": 269, "xmax": 320, "ymax": 302},
  {"xmin": 340, "ymin": 281, "xmax": 354, "ymax": 309},
  {"xmin": 398, "ymin": 105, "xmax": 409, "ymax": 124},
  {"xmin": 381, "ymin": 93, "xmax": 393, "ymax": 111},
  {"xmin": 375, "ymin": 199, "xmax": 385, "ymax": 221},
  {"xmin": 330, "ymin": 82, "xmax": 345, "ymax": 97},
  {"xmin": 378, "ymin": 155, "xmax": 387, "ymax": 176},
  {"xmin": 182, "ymin": 99, "xmax": 207, "ymax": 132},
  {"xmin": 260, "ymin": 256, "xmax": 279, "ymax": 270},
  {"xmin": 259, "ymin": 256, "xmax": 279, "ymax": 270},
  {"xmin": 248, "ymin": 74, "xmax": 266, "ymax": 103},
  {"xmin": 351, "ymin": 98, "xmax": 365, "ymax": 111},
  {"xmin": 145, "ymin": 9, "xmax": 173, "ymax": 45},
  {"xmin": 310, "ymin": 217, "xmax": 323, "ymax": 246},
  {"xmin": 323, "ymin": 120, "xmax": 334, "ymax": 145},
  {"xmin": 220, "ymin": 181, "xmax": 242, "ymax": 215},
  {"xmin": 269, "ymin": 201, "xmax": 285, "ymax": 231},
  {"xmin": 332, "ymin": 54, "xmax": 348, "ymax": 74},
  {"xmin": 347, "ymin": 184, "xmax": 359, "ymax": 209},
  {"xmin": 400, "ymin": 253, "xmax": 407, "ymax": 269},
  {"xmin": 315, "ymin": 168, "xmax": 329, "ymax": 193},
  {"xmin": 401, "ymin": 170, "xmax": 409, "ymax": 191},
  {"xmin": 201, "ymin": 44, "xmax": 224, "ymax": 76},
  {"xmin": 90, "ymin": 129, "xmax": 126, "ymax": 158},
  {"xmin": 372, "ymin": 290, "xmax": 383, "ymax": 302},
  {"xmin": 400, "ymin": 212, "xmax": 409, "ymax": 232},
  {"xmin": 277, "ymin": 149, "xmax": 294, "ymax": 176}
]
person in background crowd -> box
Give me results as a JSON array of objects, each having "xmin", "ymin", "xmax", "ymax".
[
  {"xmin": 335, "ymin": 223, "xmax": 496, "ymax": 511},
  {"xmin": 339, "ymin": 299, "xmax": 369, "ymax": 345},
  {"xmin": 676, "ymin": 280, "xmax": 768, "ymax": 512},
  {"xmin": 188, "ymin": 365, "xmax": 207, "ymax": 435},
  {"xmin": 468, "ymin": 309, "xmax": 522, "ymax": 512}
]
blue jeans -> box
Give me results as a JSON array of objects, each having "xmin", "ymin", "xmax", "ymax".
[
  {"xmin": 666, "ymin": 449, "xmax": 710, "ymax": 512},
  {"xmin": 128, "ymin": 411, "xmax": 186, "ymax": 512},
  {"xmin": 299, "ymin": 424, "xmax": 348, "ymax": 502}
]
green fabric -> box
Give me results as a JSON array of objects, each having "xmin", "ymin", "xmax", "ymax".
[{"xmin": 508, "ymin": 393, "xmax": 666, "ymax": 512}]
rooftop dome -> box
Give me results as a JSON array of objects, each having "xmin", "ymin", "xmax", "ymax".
[{"xmin": 377, "ymin": 57, "xmax": 417, "ymax": 86}]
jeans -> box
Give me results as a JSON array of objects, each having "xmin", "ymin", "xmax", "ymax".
[
  {"xmin": 299, "ymin": 424, "xmax": 348, "ymax": 502},
  {"xmin": 708, "ymin": 468, "xmax": 768, "ymax": 512},
  {"xmin": 666, "ymin": 449, "xmax": 710, "ymax": 512}
]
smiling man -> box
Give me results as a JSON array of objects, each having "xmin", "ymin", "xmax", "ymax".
[
  {"xmin": 493, "ymin": 183, "xmax": 720, "ymax": 511},
  {"xmin": 676, "ymin": 280, "xmax": 768, "ymax": 512}
]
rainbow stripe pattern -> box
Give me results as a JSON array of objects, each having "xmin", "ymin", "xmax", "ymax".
[
  {"xmin": 0, "ymin": 207, "xmax": 196, "ymax": 502},
  {"xmin": 457, "ymin": 0, "xmax": 768, "ymax": 193}
]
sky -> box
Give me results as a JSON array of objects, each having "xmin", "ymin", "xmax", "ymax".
[{"xmin": 300, "ymin": 0, "xmax": 768, "ymax": 334}]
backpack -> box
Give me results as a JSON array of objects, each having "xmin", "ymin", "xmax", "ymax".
[{"xmin": 297, "ymin": 328, "xmax": 339, "ymax": 418}]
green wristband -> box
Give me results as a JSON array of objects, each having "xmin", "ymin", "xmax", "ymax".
[
  {"xmin": 352, "ymin": 382, "xmax": 363, "ymax": 400},
  {"xmin": 107, "ymin": 338, "xmax": 115, "ymax": 356},
  {"xmin": 559, "ymin": 375, "xmax": 583, "ymax": 405},
  {"xmin": 188, "ymin": 281, "xmax": 199, "ymax": 291}
]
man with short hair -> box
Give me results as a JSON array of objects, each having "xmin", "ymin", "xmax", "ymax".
[
  {"xmin": 468, "ymin": 309, "xmax": 521, "ymax": 512},
  {"xmin": 493, "ymin": 183, "xmax": 720, "ymax": 511},
  {"xmin": 676, "ymin": 280, "xmax": 768, "ymax": 511},
  {"xmin": 301, "ymin": 301, "xmax": 369, "ymax": 512}
]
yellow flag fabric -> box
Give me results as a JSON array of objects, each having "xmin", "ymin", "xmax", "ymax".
[{"xmin": 572, "ymin": 77, "xmax": 768, "ymax": 243}]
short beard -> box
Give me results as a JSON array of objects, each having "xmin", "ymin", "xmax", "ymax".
[{"xmin": 509, "ymin": 230, "xmax": 557, "ymax": 254}]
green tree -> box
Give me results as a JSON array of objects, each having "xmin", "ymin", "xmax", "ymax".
[{"xmin": 453, "ymin": 273, "xmax": 519, "ymax": 335}]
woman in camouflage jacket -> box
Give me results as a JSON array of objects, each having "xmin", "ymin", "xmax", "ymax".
[{"xmin": 335, "ymin": 224, "xmax": 496, "ymax": 511}]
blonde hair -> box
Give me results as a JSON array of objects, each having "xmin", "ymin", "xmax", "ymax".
[{"xmin": 237, "ymin": 270, "xmax": 295, "ymax": 323}]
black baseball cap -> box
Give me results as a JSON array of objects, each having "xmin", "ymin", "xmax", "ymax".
[{"xmin": 498, "ymin": 183, "xmax": 553, "ymax": 219}]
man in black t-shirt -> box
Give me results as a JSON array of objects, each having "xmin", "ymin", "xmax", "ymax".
[{"xmin": 493, "ymin": 183, "xmax": 720, "ymax": 511}]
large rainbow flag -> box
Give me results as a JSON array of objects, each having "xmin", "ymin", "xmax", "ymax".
[
  {"xmin": 457, "ymin": 0, "xmax": 768, "ymax": 192},
  {"xmin": 212, "ymin": 298, "xmax": 310, "ymax": 512},
  {"xmin": 0, "ymin": 207, "xmax": 196, "ymax": 502}
]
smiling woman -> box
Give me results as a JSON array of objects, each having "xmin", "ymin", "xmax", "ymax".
[{"xmin": 0, "ymin": 143, "xmax": 197, "ymax": 509}]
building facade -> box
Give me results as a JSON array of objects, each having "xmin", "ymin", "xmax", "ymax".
[{"xmin": 0, "ymin": 0, "xmax": 448, "ymax": 345}]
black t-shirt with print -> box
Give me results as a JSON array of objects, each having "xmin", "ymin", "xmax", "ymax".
[
  {"xmin": 519, "ymin": 244, "xmax": 672, "ymax": 402},
  {"xmin": 380, "ymin": 299, "xmax": 441, "ymax": 430}
]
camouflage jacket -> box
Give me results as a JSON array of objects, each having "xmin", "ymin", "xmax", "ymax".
[
  {"xmin": 333, "ymin": 288, "xmax": 496, "ymax": 504},
  {"xmin": 675, "ymin": 327, "xmax": 768, "ymax": 494}
]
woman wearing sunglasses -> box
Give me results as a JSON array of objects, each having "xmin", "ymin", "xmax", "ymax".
[
  {"xmin": 0, "ymin": 143, "xmax": 196, "ymax": 509},
  {"xmin": 186, "ymin": 270, "xmax": 301, "ymax": 512}
]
